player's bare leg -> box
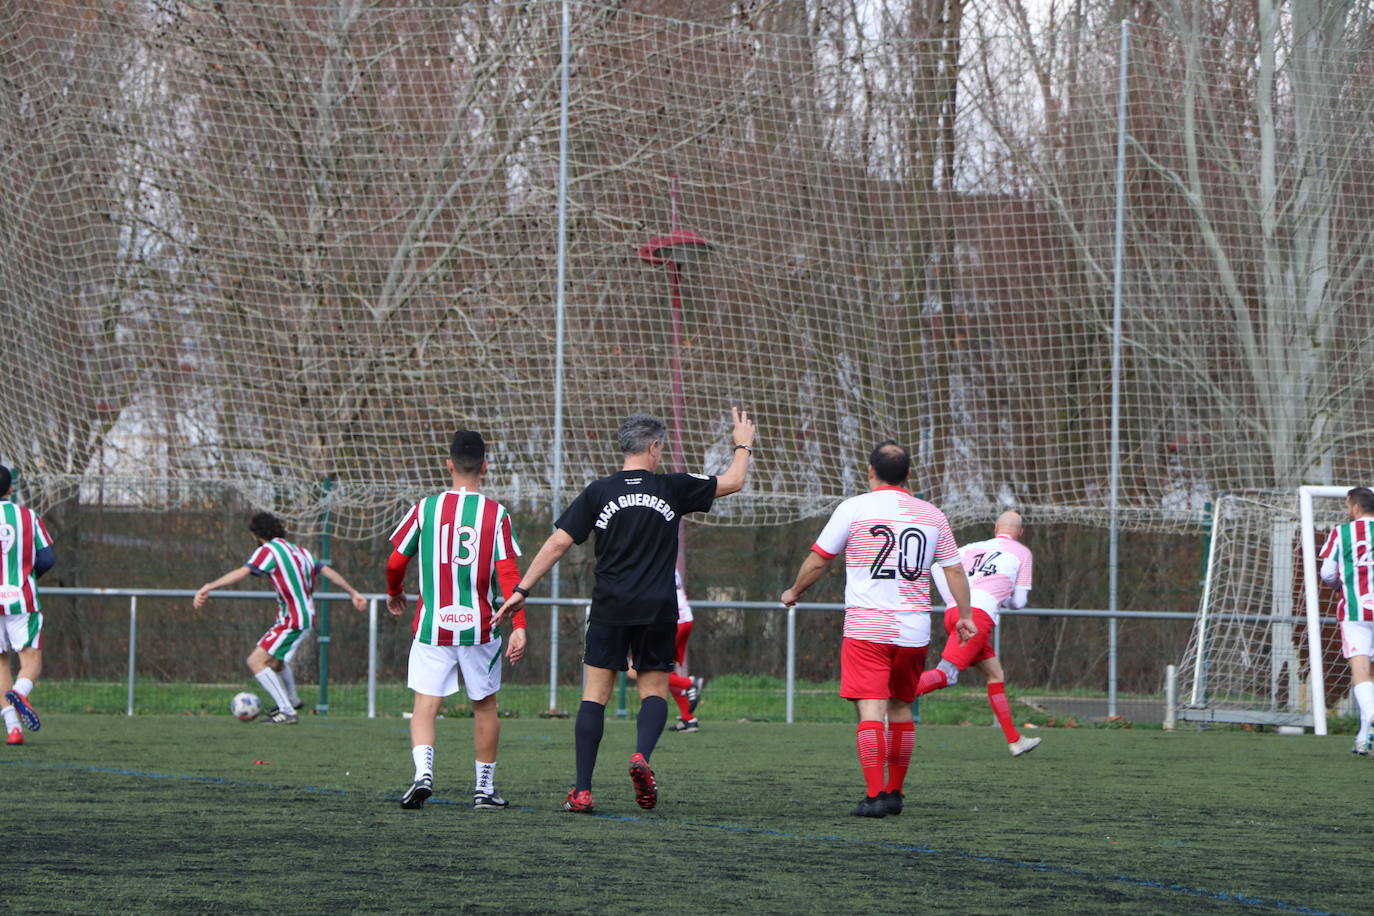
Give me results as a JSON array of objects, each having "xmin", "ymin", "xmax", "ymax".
[
  {"xmin": 246, "ymin": 646, "xmax": 295, "ymax": 721},
  {"xmin": 4, "ymin": 647, "xmax": 41, "ymax": 733},
  {"xmin": 979, "ymin": 657, "xmax": 1038, "ymax": 756},
  {"xmin": 1349, "ymin": 654, "xmax": 1374, "ymax": 754},
  {"xmin": 470, "ymin": 694, "xmax": 508, "ymax": 808},
  {"xmin": 402, "ymin": 692, "xmax": 442, "ymax": 808},
  {"xmin": 0, "ymin": 652, "xmax": 21, "ymax": 744}
]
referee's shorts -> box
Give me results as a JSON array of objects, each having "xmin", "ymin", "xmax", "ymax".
[{"xmin": 584, "ymin": 618, "xmax": 677, "ymax": 672}]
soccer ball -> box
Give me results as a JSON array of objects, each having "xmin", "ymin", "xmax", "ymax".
[{"xmin": 231, "ymin": 691, "xmax": 262, "ymax": 721}]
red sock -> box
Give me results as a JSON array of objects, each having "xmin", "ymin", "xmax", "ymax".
[
  {"xmin": 672, "ymin": 690, "xmax": 692, "ymax": 719},
  {"xmin": 668, "ymin": 673, "xmax": 693, "ymax": 719},
  {"xmin": 916, "ymin": 669, "xmax": 947, "ymax": 697},
  {"xmin": 855, "ymin": 720, "xmax": 886, "ymax": 798},
  {"xmin": 988, "ymin": 683, "xmax": 1020, "ymax": 742},
  {"xmin": 884, "ymin": 721, "xmax": 915, "ymax": 793}
]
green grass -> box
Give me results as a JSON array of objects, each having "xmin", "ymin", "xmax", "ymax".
[
  {"xmin": 31, "ymin": 677, "xmax": 1052, "ymax": 726},
  {"xmin": 3, "ymin": 715, "xmax": 1364, "ymax": 914}
]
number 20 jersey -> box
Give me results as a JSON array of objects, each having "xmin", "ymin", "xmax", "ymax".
[
  {"xmin": 389, "ymin": 490, "xmax": 521, "ymax": 646},
  {"xmin": 811, "ymin": 486, "xmax": 961, "ymax": 646}
]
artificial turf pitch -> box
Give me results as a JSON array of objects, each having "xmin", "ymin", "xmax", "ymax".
[{"xmin": 4, "ymin": 715, "xmax": 1361, "ymax": 914}]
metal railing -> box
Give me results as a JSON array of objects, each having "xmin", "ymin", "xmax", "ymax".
[{"xmin": 40, "ymin": 586, "xmax": 1218, "ymax": 722}]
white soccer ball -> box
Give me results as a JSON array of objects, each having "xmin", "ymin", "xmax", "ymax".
[{"xmin": 231, "ymin": 691, "xmax": 262, "ymax": 721}]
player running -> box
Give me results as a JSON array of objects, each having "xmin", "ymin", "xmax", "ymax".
[
  {"xmin": 1318, "ymin": 486, "xmax": 1374, "ymax": 755},
  {"xmin": 922, "ymin": 510, "xmax": 1041, "ymax": 757},
  {"xmin": 0, "ymin": 466, "xmax": 55, "ymax": 746},
  {"xmin": 194, "ymin": 512, "xmax": 367, "ymax": 724},
  {"xmin": 668, "ymin": 569, "xmax": 706, "ymax": 732},
  {"xmin": 782, "ymin": 441, "xmax": 974, "ymax": 818},
  {"xmin": 387, "ymin": 430, "xmax": 527, "ymax": 810},
  {"xmin": 495, "ymin": 408, "xmax": 755, "ymax": 814}
]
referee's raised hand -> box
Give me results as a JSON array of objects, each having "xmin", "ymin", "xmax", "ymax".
[
  {"xmin": 716, "ymin": 407, "xmax": 757, "ymax": 497},
  {"xmin": 731, "ymin": 406, "xmax": 756, "ymax": 449}
]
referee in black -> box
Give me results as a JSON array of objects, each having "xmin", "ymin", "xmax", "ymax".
[{"xmin": 494, "ymin": 407, "xmax": 756, "ymax": 813}]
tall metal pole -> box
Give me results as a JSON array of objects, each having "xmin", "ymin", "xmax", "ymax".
[
  {"xmin": 548, "ymin": 0, "xmax": 572, "ymax": 715},
  {"xmin": 1107, "ymin": 19, "xmax": 1130, "ymax": 719},
  {"xmin": 668, "ymin": 179, "xmax": 689, "ymax": 581},
  {"xmin": 317, "ymin": 475, "xmax": 333, "ymax": 716}
]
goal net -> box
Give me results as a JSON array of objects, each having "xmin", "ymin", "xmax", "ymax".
[
  {"xmin": 5, "ymin": 4, "xmax": 1374, "ymax": 539},
  {"xmin": 1176, "ymin": 489, "xmax": 1356, "ymax": 734}
]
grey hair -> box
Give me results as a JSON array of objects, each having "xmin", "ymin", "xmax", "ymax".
[{"xmin": 618, "ymin": 413, "xmax": 667, "ymax": 455}]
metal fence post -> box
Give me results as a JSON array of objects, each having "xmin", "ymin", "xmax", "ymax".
[
  {"xmin": 1163, "ymin": 664, "xmax": 1177, "ymax": 730},
  {"xmin": 786, "ymin": 604, "xmax": 796, "ymax": 724},
  {"xmin": 367, "ymin": 598, "xmax": 378, "ymax": 718},
  {"xmin": 126, "ymin": 596, "xmax": 137, "ymax": 717}
]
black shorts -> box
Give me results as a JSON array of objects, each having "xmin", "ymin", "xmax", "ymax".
[{"xmin": 583, "ymin": 618, "xmax": 678, "ymax": 672}]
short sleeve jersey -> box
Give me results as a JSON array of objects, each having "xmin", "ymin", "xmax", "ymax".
[
  {"xmin": 556, "ymin": 470, "xmax": 716, "ymax": 626},
  {"xmin": 812, "ymin": 486, "xmax": 961, "ymax": 647},
  {"xmin": 0, "ymin": 500, "xmax": 52, "ymax": 615},
  {"xmin": 247, "ymin": 538, "xmax": 321, "ymax": 630},
  {"xmin": 1320, "ymin": 520, "xmax": 1374, "ymax": 622},
  {"xmin": 958, "ymin": 534, "xmax": 1034, "ymax": 623},
  {"xmin": 389, "ymin": 489, "xmax": 521, "ymax": 646}
]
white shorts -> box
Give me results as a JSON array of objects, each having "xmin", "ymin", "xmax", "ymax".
[
  {"xmin": 0, "ymin": 613, "xmax": 42, "ymax": 653},
  {"xmin": 1341, "ymin": 620, "xmax": 1374, "ymax": 660},
  {"xmin": 407, "ymin": 638, "xmax": 503, "ymax": 701}
]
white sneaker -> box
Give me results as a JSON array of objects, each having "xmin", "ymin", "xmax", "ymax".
[
  {"xmin": 473, "ymin": 790, "xmax": 509, "ymax": 809},
  {"xmin": 1009, "ymin": 735, "xmax": 1042, "ymax": 757},
  {"xmin": 1352, "ymin": 735, "xmax": 1372, "ymax": 756}
]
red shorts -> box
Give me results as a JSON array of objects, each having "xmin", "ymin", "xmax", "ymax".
[
  {"xmin": 940, "ymin": 606, "xmax": 998, "ymax": 670},
  {"xmin": 840, "ymin": 637, "xmax": 928, "ymax": 702}
]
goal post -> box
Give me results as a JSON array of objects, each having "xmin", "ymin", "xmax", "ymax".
[
  {"xmin": 1177, "ymin": 490, "xmax": 1345, "ymax": 735},
  {"xmin": 1296, "ymin": 486, "xmax": 1360, "ymax": 736}
]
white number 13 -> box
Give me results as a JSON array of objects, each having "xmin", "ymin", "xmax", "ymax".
[{"xmin": 451, "ymin": 526, "xmax": 478, "ymax": 566}]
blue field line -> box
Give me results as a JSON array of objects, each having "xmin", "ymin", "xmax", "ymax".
[{"xmin": 3, "ymin": 759, "xmax": 1342, "ymax": 915}]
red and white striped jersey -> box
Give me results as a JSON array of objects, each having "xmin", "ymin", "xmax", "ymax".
[
  {"xmin": 0, "ymin": 500, "xmax": 52, "ymax": 615},
  {"xmin": 390, "ymin": 489, "xmax": 520, "ymax": 646},
  {"xmin": 812, "ymin": 486, "xmax": 961, "ymax": 647},
  {"xmin": 247, "ymin": 538, "xmax": 320, "ymax": 630},
  {"xmin": 957, "ymin": 534, "xmax": 1033, "ymax": 624},
  {"xmin": 1320, "ymin": 519, "xmax": 1374, "ymax": 622}
]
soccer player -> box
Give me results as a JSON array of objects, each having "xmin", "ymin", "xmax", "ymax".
[
  {"xmin": 668, "ymin": 569, "xmax": 706, "ymax": 732},
  {"xmin": 781, "ymin": 441, "xmax": 974, "ymax": 818},
  {"xmin": 922, "ymin": 510, "xmax": 1041, "ymax": 757},
  {"xmin": 386, "ymin": 430, "xmax": 527, "ymax": 810},
  {"xmin": 494, "ymin": 408, "xmax": 755, "ymax": 813},
  {"xmin": 0, "ymin": 466, "xmax": 54, "ymax": 746},
  {"xmin": 194, "ymin": 512, "xmax": 367, "ymax": 724},
  {"xmin": 1318, "ymin": 486, "xmax": 1374, "ymax": 754}
]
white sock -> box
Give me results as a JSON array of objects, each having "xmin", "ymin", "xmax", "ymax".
[
  {"xmin": 254, "ymin": 668, "xmax": 294, "ymax": 713},
  {"xmin": 1, "ymin": 706, "xmax": 18, "ymax": 731},
  {"xmin": 475, "ymin": 760, "xmax": 496, "ymax": 794},
  {"xmin": 13, "ymin": 677, "xmax": 32, "ymax": 697},
  {"xmin": 1355, "ymin": 681, "xmax": 1374, "ymax": 738},
  {"xmin": 413, "ymin": 745, "xmax": 434, "ymax": 782},
  {"xmin": 279, "ymin": 664, "xmax": 300, "ymax": 707}
]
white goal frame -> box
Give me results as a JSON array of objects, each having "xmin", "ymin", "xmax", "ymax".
[
  {"xmin": 1295, "ymin": 485, "xmax": 1360, "ymax": 737},
  {"xmin": 1179, "ymin": 488, "xmax": 1336, "ymax": 735}
]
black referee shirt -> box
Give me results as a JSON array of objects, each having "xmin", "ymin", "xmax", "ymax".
[{"xmin": 556, "ymin": 470, "xmax": 717, "ymax": 625}]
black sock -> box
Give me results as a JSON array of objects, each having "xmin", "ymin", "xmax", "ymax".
[
  {"xmin": 636, "ymin": 695, "xmax": 669, "ymax": 761},
  {"xmin": 574, "ymin": 700, "xmax": 606, "ymax": 791}
]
